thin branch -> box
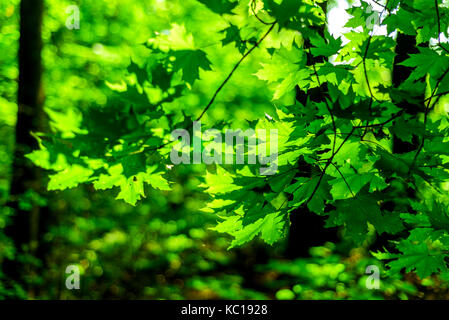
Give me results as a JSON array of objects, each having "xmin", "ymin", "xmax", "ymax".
[
  {"xmin": 196, "ymin": 21, "xmax": 276, "ymax": 121},
  {"xmin": 418, "ymin": 164, "xmax": 447, "ymax": 168},
  {"xmin": 411, "ymin": 67, "xmax": 449, "ymax": 168},
  {"xmin": 353, "ymin": 110, "xmax": 404, "ymax": 129},
  {"xmin": 363, "ymin": 37, "xmax": 376, "ymax": 110},
  {"xmin": 306, "ymin": 127, "xmax": 356, "ymax": 204},
  {"xmin": 131, "ymin": 21, "xmax": 277, "ymax": 156},
  {"xmin": 436, "ymin": 0, "xmax": 442, "ymax": 43},
  {"xmin": 437, "ymin": 43, "xmax": 449, "ymax": 55},
  {"xmin": 360, "ymin": 138, "xmax": 389, "ymax": 152},
  {"xmin": 308, "ymin": 47, "xmax": 337, "ymax": 156},
  {"xmin": 371, "ymin": 0, "xmax": 389, "ymax": 11},
  {"xmin": 250, "ymin": 0, "xmax": 276, "ymax": 25},
  {"xmin": 360, "ymin": 1, "xmax": 389, "ymax": 138},
  {"xmin": 329, "ymin": 161, "xmax": 355, "ymax": 197},
  {"xmin": 424, "ymin": 90, "xmax": 449, "ymax": 102},
  {"xmin": 362, "ymin": 0, "xmax": 390, "ymax": 107},
  {"xmin": 265, "ymin": 165, "xmax": 307, "ymax": 183},
  {"xmin": 434, "ymin": 0, "xmax": 449, "ymax": 55},
  {"xmin": 277, "ymin": 177, "xmax": 312, "ymax": 211}
]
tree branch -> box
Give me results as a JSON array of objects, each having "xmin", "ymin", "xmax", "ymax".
[
  {"xmin": 411, "ymin": 67, "xmax": 449, "ymax": 168},
  {"xmin": 306, "ymin": 127, "xmax": 356, "ymax": 204},
  {"xmin": 196, "ymin": 21, "xmax": 276, "ymax": 121}
]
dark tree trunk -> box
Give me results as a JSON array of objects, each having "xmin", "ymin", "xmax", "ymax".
[
  {"xmin": 370, "ymin": 33, "xmax": 426, "ymax": 252},
  {"xmin": 392, "ymin": 33, "xmax": 423, "ymax": 154},
  {"xmin": 286, "ymin": 2, "xmax": 340, "ymax": 258},
  {"xmin": 4, "ymin": 0, "xmax": 46, "ymax": 296}
]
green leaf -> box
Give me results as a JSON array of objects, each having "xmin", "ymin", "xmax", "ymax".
[
  {"xmin": 196, "ymin": 0, "xmax": 237, "ymax": 15},
  {"xmin": 263, "ymin": 0, "xmax": 301, "ymax": 27},
  {"xmin": 221, "ymin": 24, "xmax": 246, "ymax": 54},
  {"xmin": 399, "ymin": 47, "xmax": 449, "ymax": 82},
  {"xmin": 390, "ymin": 238, "xmax": 447, "ymax": 278},
  {"xmin": 376, "ymin": 228, "xmax": 449, "ymax": 278},
  {"xmin": 310, "ymin": 34, "xmax": 342, "ymax": 58},
  {"xmin": 327, "ymin": 190, "xmax": 402, "ymax": 242},
  {"xmin": 94, "ymin": 164, "xmax": 170, "ymax": 206},
  {"xmin": 48, "ymin": 165, "xmax": 94, "ymax": 191},
  {"xmin": 199, "ymin": 167, "xmax": 242, "ymax": 194},
  {"xmin": 329, "ymin": 171, "xmax": 387, "ymax": 200},
  {"xmin": 285, "ymin": 175, "xmax": 330, "ymax": 214},
  {"xmin": 127, "ymin": 61, "xmax": 148, "ymax": 86},
  {"xmin": 171, "ymin": 50, "xmax": 212, "ymax": 85},
  {"xmin": 231, "ymin": 209, "xmax": 286, "ymax": 247}
]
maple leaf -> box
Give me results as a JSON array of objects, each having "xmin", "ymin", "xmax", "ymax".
[
  {"xmin": 94, "ymin": 164, "xmax": 170, "ymax": 206},
  {"xmin": 399, "ymin": 47, "xmax": 449, "ymax": 82},
  {"xmin": 171, "ymin": 50, "xmax": 212, "ymax": 85},
  {"xmin": 263, "ymin": 0, "xmax": 301, "ymax": 27},
  {"xmin": 196, "ymin": 0, "xmax": 237, "ymax": 15},
  {"xmin": 310, "ymin": 33, "xmax": 342, "ymax": 58},
  {"xmin": 376, "ymin": 229, "xmax": 449, "ymax": 279},
  {"xmin": 220, "ymin": 24, "xmax": 246, "ymax": 54}
]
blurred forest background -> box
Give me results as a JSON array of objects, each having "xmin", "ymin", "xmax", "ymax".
[{"xmin": 0, "ymin": 0, "xmax": 448, "ymax": 299}]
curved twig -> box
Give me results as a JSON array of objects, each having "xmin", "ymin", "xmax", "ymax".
[{"xmin": 250, "ymin": 0, "xmax": 276, "ymax": 25}]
